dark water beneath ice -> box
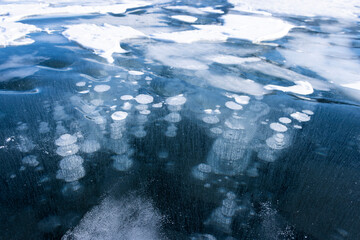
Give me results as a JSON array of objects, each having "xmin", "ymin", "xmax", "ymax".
[{"xmin": 0, "ymin": 1, "xmax": 360, "ymax": 240}]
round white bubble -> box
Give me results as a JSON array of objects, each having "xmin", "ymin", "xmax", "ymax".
[
  {"xmin": 94, "ymin": 84, "xmax": 110, "ymax": 93},
  {"xmin": 291, "ymin": 112, "xmax": 310, "ymax": 122},
  {"xmin": 164, "ymin": 112, "xmax": 182, "ymax": 123},
  {"xmin": 166, "ymin": 95, "xmax": 186, "ymax": 106},
  {"xmin": 135, "ymin": 94, "xmax": 153, "ymax": 104},
  {"xmin": 302, "ymin": 110, "xmax": 314, "ymax": 115},
  {"xmin": 202, "ymin": 115, "xmax": 220, "ymax": 124},
  {"xmin": 120, "ymin": 95, "xmax": 133, "ymax": 101},
  {"xmin": 22, "ymin": 155, "xmax": 39, "ymax": 167},
  {"xmin": 76, "ymin": 81, "xmax": 86, "ymax": 87},
  {"xmin": 112, "ymin": 155, "xmax": 133, "ymax": 171},
  {"xmin": 270, "ymin": 122, "xmax": 288, "ymax": 132},
  {"xmin": 59, "ymin": 155, "xmax": 84, "ymax": 170},
  {"xmin": 55, "ymin": 134, "xmax": 77, "ymax": 146},
  {"xmin": 81, "ymin": 140, "xmax": 100, "ymax": 154},
  {"xmin": 279, "ymin": 117, "xmax": 292, "ymax": 124},
  {"xmin": 56, "ymin": 144, "xmax": 79, "ymax": 157},
  {"xmin": 111, "ymin": 111, "xmax": 128, "ymax": 121}
]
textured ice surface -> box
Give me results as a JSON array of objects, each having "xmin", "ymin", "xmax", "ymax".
[
  {"xmin": 171, "ymin": 15, "xmax": 198, "ymax": 23},
  {"xmin": 63, "ymin": 195, "xmax": 164, "ymax": 240}
]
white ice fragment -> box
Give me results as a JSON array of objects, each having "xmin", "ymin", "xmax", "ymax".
[
  {"xmin": 294, "ymin": 125, "xmax": 302, "ymax": 129},
  {"xmin": 234, "ymin": 95, "xmax": 250, "ymax": 105},
  {"xmin": 202, "ymin": 115, "xmax": 220, "ymax": 124},
  {"xmin": 269, "ymin": 122, "xmax": 288, "ymax": 132},
  {"xmin": 264, "ymin": 81, "xmax": 314, "ymax": 95},
  {"xmin": 76, "ymin": 81, "xmax": 86, "ymax": 87},
  {"xmin": 120, "ymin": 95, "xmax": 133, "ymax": 101},
  {"xmin": 55, "ymin": 134, "xmax": 77, "ymax": 146},
  {"xmin": 94, "ymin": 84, "xmax": 110, "ymax": 93},
  {"xmin": 111, "ymin": 111, "xmax": 128, "ymax": 121},
  {"xmin": 135, "ymin": 94, "xmax": 153, "ymax": 104},
  {"xmin": 22, "ymin": 155, "xmax": 39, "ymax": 167},
  {"xmin": 164, "ymin": 112, "xmax": 182, "ymax": 123},
  {"xmin": 291, "ymin": 112, "xmax": 310, "ymax": 122},
  {"xmin": 171, "ymin": 15, "xmax": 198, "ymax": 23},
  {"xmin": 63, "ymin": 24, "xmax": 145, "ymax": 63},
  {"xmin": 128, "ymin": 70, "xmax": 144, "ymax": 76},
  {"xmin": 145, "ymin": 76, "xmax": 152, "ymax": 81},
  {"xmin": 225, "ymin": 101, "xmax": 243, "ymax": 110},
  {"xmin": 279, "ymin": 117, "xmax": 291, "ymax": 124},
  {"xmin": 81, "ymin": 140, "xmax": 100, "ymax": 154}
]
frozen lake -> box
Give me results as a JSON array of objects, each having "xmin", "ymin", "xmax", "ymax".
[{"xmin": 0, "ymin": 0, "xmax": 360, "ymax": 239}]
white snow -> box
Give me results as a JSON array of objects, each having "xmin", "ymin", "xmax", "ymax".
[
  {"xmin": 0, "ymin": 21, "xmax": 40, "ymax": 47},
  {"xmin": 63, "ymin": 24, "xmax": 145, "ymax": 63}
]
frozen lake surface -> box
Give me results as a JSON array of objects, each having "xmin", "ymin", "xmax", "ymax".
[{"xmin": 0, "ymin": 0, "xmax": 360, "ymax": 239}]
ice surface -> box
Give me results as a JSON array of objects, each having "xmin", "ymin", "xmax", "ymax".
[
  {"xmin": 269, "ymin": 122, "xmax": 288, "ymax": 132},
  {"xmin": 63, "ymin": 195, "xmax": 164, "ymax": 240},
  {"xmin": 111, "ymin": 111, "xmax": 128, "ymax": 121},
  {"xmin": 225, "ymin": 101, "xmax": 243, "ymax": 110},
  {"xmin": 63, "ymin": 24, "xmax": 145, "ymax": 63}
]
